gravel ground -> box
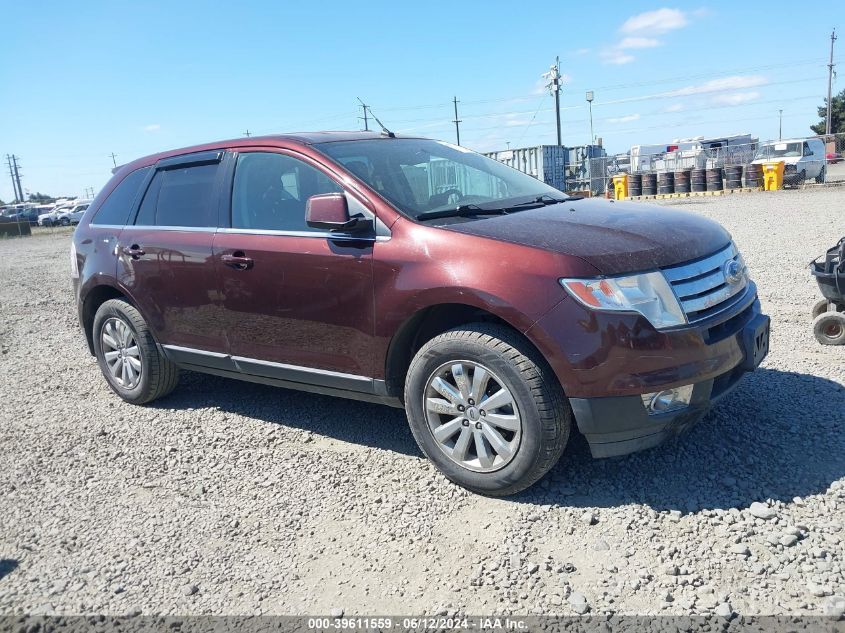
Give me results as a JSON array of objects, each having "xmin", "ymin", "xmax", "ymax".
[{"xmin": 0, "ymin": 189, "xmax": 844, "ymax": 619}]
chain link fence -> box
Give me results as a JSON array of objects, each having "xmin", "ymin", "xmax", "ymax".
[{"xmin": 584, "ymin": 132, "xmax": 845, "ymax": 196}]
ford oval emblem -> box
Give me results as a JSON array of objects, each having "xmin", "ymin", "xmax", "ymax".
[{"xmin": 724, "ymin": 259, "xmax": 743, "ymax": 285}]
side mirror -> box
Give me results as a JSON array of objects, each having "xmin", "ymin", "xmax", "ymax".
[{"xmin": 306, "ymin": 193, "xmax": 372, "ymax": 232}]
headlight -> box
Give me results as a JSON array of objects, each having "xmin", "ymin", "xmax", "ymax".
[{"xmin": 560, "ymin": 271, "xmax": 687, "ymax": 329}]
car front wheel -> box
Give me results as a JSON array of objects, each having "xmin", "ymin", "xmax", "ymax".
[
  {"xmin": 404, "ymin": 323, "xmax": 570, "ymax": 496},
  {"xmin": 92, "ymin": 298, "xmax": 180, "ymax": 404},
  {"xmin": 59, "ymin": 217, "xmax": 70, "ymax": 226}
]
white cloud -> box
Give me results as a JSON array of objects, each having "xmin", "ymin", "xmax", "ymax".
[
  {"xmin": 620, "ymin": 8, "xmax": 688, "ymax": 35},
  {"xmin": 663, "ymin": 103, "xmax": 685, "ymax": 113},
  {"xmin": 618, "ymin": 37, "xmax": 661, "ymax": 49},
  {"xmin": 601, "ymin": 49, "xmax": 635, "ymax": 65},
  {"xmin": 574, "ymin": 48, "xmax": 591, "ymax": 56},
  {"xmin": 608, "ymin": 113, "xmax": 641, "ymax": 124},
  {"xmin": 143, "ymin": 124, "xmax": 161, "ymax": 132},
  {"xmin": 666, "ymin": 75, "xmax": 768, "ymax": 97},
  {"xmin": 711, "ymin": 91, "xmax": 760, "ymax": 106}
]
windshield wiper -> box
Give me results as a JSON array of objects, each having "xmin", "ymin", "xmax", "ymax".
[
  {"xmin": 501, "ymin": 194, "xmax": 569, "ymax": 210},
  {"xmin": 415, "ymin": 204, "xmax": 510, "ymax": 222}
]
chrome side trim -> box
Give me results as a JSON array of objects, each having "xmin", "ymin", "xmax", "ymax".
[
  {"xmin": 161, "ymin": 344, "xmax": 380, "ymax": 394},
  {"xmin": 216, "ymin": 227, "xmax": 388, "ymax": 242},
  {"xmin": 121, "ymin": 225, "xmax": 217, "ymax": 233}
]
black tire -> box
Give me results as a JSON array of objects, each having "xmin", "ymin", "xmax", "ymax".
[
  {"xmin": 816, "ymin": 166, "xmax": 826, "ymax": 184},
  {"xmin": 812, "ymin": 298, "xmax": 832, "ymax": 319},
  {"xmin": 92, "ymin": 298, "xmax": 180, "ymax": 404},
  {"xmin": 404, "ymin": 323, "xmax": 570, "ymax": 496},
  {"xmin": 813, "ymin": 312, "xmax": 845, "ymax": 346},
  {"xmin": 59, "ymin": 217, "xmax": 70, "ymax": 226}
]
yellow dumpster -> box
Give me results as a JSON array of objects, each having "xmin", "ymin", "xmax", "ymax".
[
  {"xmin": 762, "ymin": 161, "xmax": 784, "ymax": 191},
  {"xmin": 612, "ymin": 174, "xmax": 629, "ymax": 200}
]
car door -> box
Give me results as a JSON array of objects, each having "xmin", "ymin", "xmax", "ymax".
[
  {"xmin": 117, "ymin": 151, "xmax": 230, "ymax": 365},
  {"xmin": 212, "ymin": 149, "xmax": 377, "ymax": 383}
]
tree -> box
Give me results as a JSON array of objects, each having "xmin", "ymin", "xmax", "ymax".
[
  {"xmin": 28, "ymin": 192, "xmax": 56, "ymax": 203},
  {"xmin": 810, "ymin": 88, "xmax": 845, "ymax": 135}
]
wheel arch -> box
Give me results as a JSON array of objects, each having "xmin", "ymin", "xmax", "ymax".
[
  {"xmin": 80, "ymin": 284, "xmax": 135, "ymax": 355},
  {"xmin": 383, "ymin": 302, "xmax": 554, "ymax": 400}
]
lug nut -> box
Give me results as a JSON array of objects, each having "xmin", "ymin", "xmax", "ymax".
[
  {"xmin": 468, "ymin": 398, "xmax": 475, "ymax": 406},
  {"xmin": 457, "ymin": 404, "xmax": 465, "ymax": 412},
  {"xmin": 479, "ymin": 410, "xmax": 486, "ymax": 416},
  {"xmin": 462, "ymin": 419, "xmax": 469, "ymax": 426},
  {"xmin": 475, "ymin": 421, "xmax": 483, "ymax": 430}
]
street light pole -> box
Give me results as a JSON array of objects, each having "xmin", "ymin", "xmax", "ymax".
[
  {"xmin": 778, "ymin": 109, "xmax": 783, "ymax": 140},
  {"xmin": 586, "ymin": 91, "xmax": 595, "ymax": 144}
]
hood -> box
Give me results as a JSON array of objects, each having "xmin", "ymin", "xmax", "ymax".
[{"xmin": 443, "ymin": 198, "xmax": 731, "ymax": 275}]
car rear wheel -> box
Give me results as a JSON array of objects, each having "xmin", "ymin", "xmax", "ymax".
[
  {"xmin": 813, "ymin": 312, "xmax": 845, "ymax": 345},
  {"xmin": 816, "ymin": 166, "xmax": 826, "ymax": 184},
  {"xmin": 59, "ymin": 217, "xmax": 70, "ymax": 226},
  {"xmin": 92, "ymin": 298, "xmax": 180, "ymax": 404},
  {"xmin": 404, "ymin": 323, "xmax": 570, "ymax": 496}
]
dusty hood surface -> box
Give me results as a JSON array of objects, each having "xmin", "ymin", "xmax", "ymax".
[{"xmin": 443, "ymin": 198, "xmax": 732, "ymax": 275}]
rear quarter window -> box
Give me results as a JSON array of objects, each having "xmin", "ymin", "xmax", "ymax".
[
  {"xmin": 91, "ymin": 167, "xmax": 151, "ymax": 226},
  {"xmin": 135, "ymin": 163, "xmax": 219, "ymax": 227}
]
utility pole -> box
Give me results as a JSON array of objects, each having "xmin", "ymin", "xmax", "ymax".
[
  {"xmin": 544, "ymin": 57, "xmax": 563, "ymax": 146},
  {"xmin": 826, "ymin": 28, "xmax": 837, "ymax": 136},
  {"xmin": 6, "ymin": 155, "xmax": 18, "ymax": 203},
  {"xmin": 109, "ymin": 153, "xmax": 117, "ymax": 167},
  {"xmin": 357, "ymin": 98, "xmax": 370, "ymax": 131},
  {"xmin": 452, "ymin": 96, "xmax": 462, "ymax": 146},
  {"xmin": 778, "ymin": 109, "xmax": 783, "ymax": 140},
  {"xmin": 243, "ymin": 130, "xmax": 251, "ymax": 137},
  {"xmin": 586, "ymin": 91, "xmax": 595, "ymax": 144},
  {"xmin": 11, "ymin": 155, "xmax": 23, "ymax": 203}
]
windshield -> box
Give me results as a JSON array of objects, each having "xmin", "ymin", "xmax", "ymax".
[
  {"xmin": 755, "ymin": 142, "xmax": 802, "ymax": 159},
  {"xmin": 317, "ymin": 138, "xmax": 566, "ymax": 220}
]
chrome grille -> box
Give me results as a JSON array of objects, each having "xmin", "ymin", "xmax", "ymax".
[{"xmin": 662, "ymin": 243, "xmax": 748, "ymax": 322}]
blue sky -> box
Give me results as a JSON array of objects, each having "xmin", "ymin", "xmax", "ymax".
[{"xmin": 0, "ymin": 1, "xmax": 841, "ymax": 201}]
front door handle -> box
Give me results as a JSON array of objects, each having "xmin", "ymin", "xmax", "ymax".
[
  {"xmin": 221, "ymin": 252, "xmax": 254, "ymax": 271},
  {"xmin": 121, "ymin": 244, "xmax": 145, "ymax": 259}
]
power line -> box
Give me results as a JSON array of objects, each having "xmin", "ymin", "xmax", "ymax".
[{"xmin": 109, "ymin": 152, "xmax": 117, "ymax": 167}]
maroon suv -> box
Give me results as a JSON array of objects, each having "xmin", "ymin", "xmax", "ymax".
[{"xmin": 72, "ymin": 132, "xmax": 770, "ymax": 495}]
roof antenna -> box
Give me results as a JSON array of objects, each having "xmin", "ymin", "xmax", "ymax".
[{"xmin": 358, "ymin": 98, "xmax": 394, "ymax": 138}]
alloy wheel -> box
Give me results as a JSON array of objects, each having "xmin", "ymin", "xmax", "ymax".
[
  {"xmin": 100, "ymin": 317, "xmax": 143, "ymax": 389},
  {"xmin": 423, "ymin": 360, "xmax": 522, "ymax": 473}
]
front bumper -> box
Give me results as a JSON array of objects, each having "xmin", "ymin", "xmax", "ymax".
[{"xmin": 525, "ymin": 283, "xmax": 769, "ymax": 458}]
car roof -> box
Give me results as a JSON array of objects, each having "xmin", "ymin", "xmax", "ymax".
[{"xmin": 114, "ymin": 131, "xmax": 427, "ymax": 174}]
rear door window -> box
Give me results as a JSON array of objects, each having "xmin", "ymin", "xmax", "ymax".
[
  {"xmin": 91, "ymin": 167, "xmax": 151, "ymax": 226},
  {"xmin": 135, "ymin": 163, "xmax": 219, "ymax": 227}
]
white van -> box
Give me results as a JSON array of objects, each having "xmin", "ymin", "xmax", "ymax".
[{"xmin": 752, "ymin": 137, "xmax": 826, "ymax": 184}]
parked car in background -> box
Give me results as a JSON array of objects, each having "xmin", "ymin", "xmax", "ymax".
[
  {"xmin": 752, "ymin": 137, "xmax": 826, "ymax": 184},
  {"xmin": 56, "ymin": 200, "xmax": 92, "ymax": 226},
  {"xmin": 11, "ymin": 207, "xmax": 42, "ymax": 225},
  {"xmin": 39, "ymin": 202, "xmax": 72, "ymax": 226},
  {"xmin": 71, "ymin": 132, "xmax": 770, "ymax": 496},
  {"xmin": 826, "ymin": 152, "xmax": 843, "ymax": 165}
]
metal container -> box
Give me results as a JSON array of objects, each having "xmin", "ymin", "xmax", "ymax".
[
  {"xmin": 744, "ymin": 163, "xmax": 763, "ymax": 188},
  {"xmin": 706, "ymin": 168, "xmax": 724, "ymax": 191},
  {"xmin": 657, "ymin": 172, "xmax": 675, "ymax": 195},
  {"xmin": 724, "ymin": 165, "xmax": 743, "ymax": 189},
  {"xmin": 674, "ymin": 170, "xmax": 691, "ymax": 193},
  {"xmin": 484, "ymin": 145, "xmax": 567, "ymax": 192},
  {"xmin": 628, "ymin": 173, "xmax": 642, "ymax": 197},
  {"xmin": 691, "ymin": 168, "xmax": 707, "ymax": 192},
  {"xmin": 485, "ymin": 144, "xmax": 607, "ymax": 194},
  {"xmin": 641, "ymin": 173, "xmax": 657, "ymax": 196}
]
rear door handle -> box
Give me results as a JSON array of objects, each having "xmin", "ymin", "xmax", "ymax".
[
  {"xmin": 121, "ymin": 244, "xmax": 145, "ymax": 259},
  {"xmin": 221, "ymin": 252, "xmax": 254, "ymax": 270}
]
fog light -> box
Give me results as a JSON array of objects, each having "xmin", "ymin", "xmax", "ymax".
[{"xmin": 640, "ymin": 384, "xmax": 694, "ymax": 415}]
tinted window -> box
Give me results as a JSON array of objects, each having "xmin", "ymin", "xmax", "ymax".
[
  {"xmin": 231, "ymin": 152, "xmax": 343, "ymax": 232},
  {"xmin": 135, "ymin": 163, "xmax": 219, "ymax": 227},
  {"xmin": 91, "ymin": 167, "xmax": 151, "ymax": 225}
]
